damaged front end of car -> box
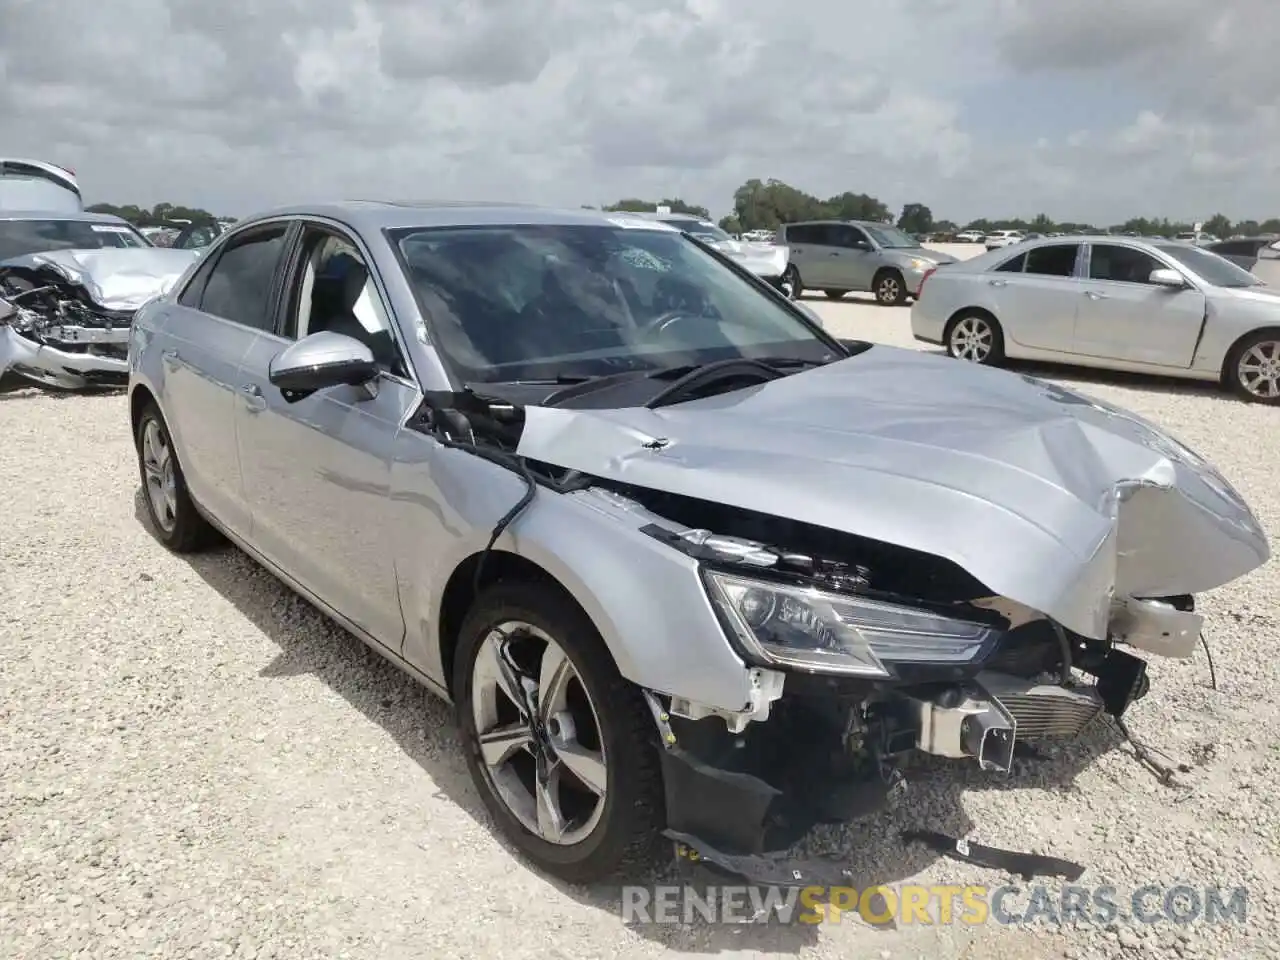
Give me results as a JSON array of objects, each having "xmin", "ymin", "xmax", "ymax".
[
  {"xmin": 622, "ymin": 499, "xmax": 1160, "ymax": 871},
  {"xmin": 413, "ymin": 345, "xmax": 1269, "ymax": 880},
  {"xmin": 0, "ymin": 248, "xmax": 196, "ymax": 390}
]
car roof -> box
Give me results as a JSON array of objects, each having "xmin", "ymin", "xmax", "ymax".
[
  {"xmin": 782, "ymin": 219, "xmax": 886, "ymax": 228},
  {"xmin": 0, "ymin": 209, "xmax": 130, "ymax": 225},
  {"xmin": 230, "ymin": 200, "xmax": 682, "ymax": 233}
]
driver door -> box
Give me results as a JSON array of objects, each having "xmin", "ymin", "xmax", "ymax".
[{"xmin": 234, "ymin": 221, "xmax": 416, "ymax": 649}]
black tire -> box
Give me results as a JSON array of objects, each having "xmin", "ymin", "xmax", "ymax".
[
  {"xmin": 823, "ymin": 289, "xmax": 847, "ymax": 300},
  {"xmin": 873, "ymin": 269, "xmax": 908, "ymax": 306},
  {"xmin": 943, "ymin": 310, "xmax": 1006, "ymax": 366},
  {"xmin": 1222, "ymin": 330, "xmax": 1280, "ymax": 405},
  {"xmin": 134, "ymin": 402, "xmax": 219, "ymax": 552},
  {"xmin": 454, "ymin": 581, "xmax": 664, "ymax": 884},
  {"xmin": 781, "ymin": 264, "xmax": 802, "ymax": 299}
]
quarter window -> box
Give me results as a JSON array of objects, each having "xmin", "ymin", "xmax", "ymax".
[
  {"xmin": 995, "ymin": 252, "xmax": 1027, "ymax": 273},
  {"xmin": 197, "ymin": 226, "xmax": 288, "ymax": 330},
  {"xmin": 1024, "ymin": 244, "xmax": 1080, "ymax": 278},
  {"xmin": 1088, "ymin": 244, "xmax": 1165, "ymax": 284}
]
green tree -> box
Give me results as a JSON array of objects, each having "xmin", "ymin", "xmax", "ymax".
[
  {"xmin": 1260, "ymin": 218, "xmax": 1280, "ymax": 234},
  {"xmin": 602, "ymin": 197, "xmax": 711, "ymax": 219},
  {"xmin": 1202, "ymin": 213, "xmax": 1233, "ymax": 238},
  {"xmin": 728, "ymin": 179, "xmax": 891, "ymax": 231},
  {"xmin": 897, "ymin": 203, "xmax": 934, "ymax": 234}
]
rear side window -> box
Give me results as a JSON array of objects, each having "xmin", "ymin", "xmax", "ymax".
[
  {"xmin": 1024, "ymin": 244, "xmax": 1080, "ymax": 278},
  {"xmin": 995, "ymin": 252, "xmax": 1026, "ymax": 273},
  {"xmin": 783, "ymin": 224, "xmax": 813, "ymax": 244},
  {"xmin": 196, "ymin": 226, "xmax": 289, "ymax": 330}
]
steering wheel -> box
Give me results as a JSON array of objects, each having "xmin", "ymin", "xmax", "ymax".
[{"xmin": 636, "ymin": 309, "xmax": 725, "ymax": 344}]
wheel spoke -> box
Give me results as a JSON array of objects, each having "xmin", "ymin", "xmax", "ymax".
[
  {"xmin": 554, "ymin": 740, "xmax": 607, "ymax": 796},
  {"xmin": 478, "ymin": 721, "xmax": 534, "ymax": 769},
  {"xmin": 479, "ymin": 631, "xmax": 532, "ymax": 718},
  {"xmin": 535, "ymin": 762, "xmax": 567, "ymax": 842},
  {"xmin": 537, "ymin": 641, "xmax": 573, "ymax": 725}
]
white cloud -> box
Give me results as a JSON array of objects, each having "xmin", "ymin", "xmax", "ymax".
[{"xmin": 1, "ymin": 0, "xmax": 1277, "ymax": 224}]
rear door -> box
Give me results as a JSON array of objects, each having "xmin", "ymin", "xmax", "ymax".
[
  {"xmin": 783, "ymin": 223, "xmax": 828, "ymax": 286},
  {"xmin": 989, "ymin": 242, "xmax": 1083, "ymax": 353},
  {"xmin": 157, "ymin": 222, "xmax": 294, "ymax": 537},
  {"xmin": 1073, "ymin": 242, "xmax": 1206, "ymax": 367}
]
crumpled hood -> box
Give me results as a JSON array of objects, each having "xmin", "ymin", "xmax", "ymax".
[
  {"xmin": 516, "ymin": 346, "xmax": 1270, "ymax": 640},
  {"xmin": 0, "ymin": 247, "xmax": 199, "ymax": 312}
]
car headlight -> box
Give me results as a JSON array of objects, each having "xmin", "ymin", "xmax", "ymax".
[
  {"xmin": 907, "ymin": 258, "xmax": 932, "ymax": 270},
  {"xmin": 704, "ymin": 571, "xmax": 1000, "ymax": 677}
]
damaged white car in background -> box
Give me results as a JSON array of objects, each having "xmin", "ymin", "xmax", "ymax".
[{"xmin": 1, "ymin": 247, "xmax": 197, "ymax": 390}]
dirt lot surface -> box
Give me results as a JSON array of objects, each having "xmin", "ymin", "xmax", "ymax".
[{"xmin": 2, "ymin": 288, "xmax": 1276, "ymax": 959}]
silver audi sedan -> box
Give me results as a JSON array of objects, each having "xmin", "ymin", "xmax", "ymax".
[
  {"xmin": 911, "ymin": 235, "xmax": 1280, "ymax": 403},
  {"xmin": 128, "ymin": 203, "xmax": 1268, "ymax": 884}
]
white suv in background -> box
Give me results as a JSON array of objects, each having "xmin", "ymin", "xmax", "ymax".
[
  {"xmin": 984, "ymin": 230, "xmax": 1024, "ymax": 250},
  {"xmin": 955, "ymin": 230, "xmax": 985, "ymax": 243}
]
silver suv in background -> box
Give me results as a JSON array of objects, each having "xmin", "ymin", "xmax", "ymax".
[{"xmin": 776, "ymin": 220, "xmax": 957, "ymax": 305}]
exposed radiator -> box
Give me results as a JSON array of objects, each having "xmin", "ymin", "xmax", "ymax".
[{"xmin": 977, "ymin": 672, "xmax": 1105, "ymax": 740}]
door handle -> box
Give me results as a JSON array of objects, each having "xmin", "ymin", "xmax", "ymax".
[
  {"xmin": 987, "ymin": 279, "xmax": 1007, "ymax": 287},
  {"xmin": 161, "ymin": 349, "xmax": 181, "ymax": 367},
  {"xmin": 1084, "ymin": 290, "xmax": 1109, "ymax": 300},
  {"xmin": 829, "ymin": 251, "xmax": 841, "ymax": 256},
  {"xmin": 238, "ymin": 383, "xmax": 266, "ymax": 412}
]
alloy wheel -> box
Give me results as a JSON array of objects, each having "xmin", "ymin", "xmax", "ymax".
[
  {"xmin": 877, "ymin": 275, "xmax": 901, "ymax": 304},
  {"xmin": 1237, "ymin": 339, "xmax": 1280, "ymax": 400},
  {"xmin": 141, "ymin": 419, "xmax": 178, "ymax": 533},
  {"xmin": 471, "ymin": 620, "xmax": 608, "ymax": 845},
  {"xmin": 950, "ymin": 316, "xmax": 994, "ymax": 362}
]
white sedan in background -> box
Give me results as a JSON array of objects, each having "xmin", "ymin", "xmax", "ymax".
[{"xmin": 910, "ymin": 235, "xmax": 1280, "ymax": 404}]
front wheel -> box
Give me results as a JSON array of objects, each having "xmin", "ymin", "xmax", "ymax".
[
  {"xmin": 944, "ymin": 311, "xmax": 1005, "ymax": 366},
  {"xmin": 1225, "ymin": 331, "xmax": 1280, "ymax": 404},
  {"xmin": 454, "ymin": 582, "xmax": 664, "ymax": 883},
  {"xmin": 873, "ymin": 270, "xmax": 908, "ymax": 306}
]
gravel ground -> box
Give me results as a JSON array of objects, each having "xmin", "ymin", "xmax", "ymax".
[{"xmin": 2, "ymin": 301, "xmax": 1277, "ymax": 960}]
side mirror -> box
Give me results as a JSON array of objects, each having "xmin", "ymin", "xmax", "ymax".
[
  {"xmin": 852, "ymin": 240, "xmax": 873, "ymax": 251},
  {"xmin": 268, "ymin": 331, "xmax": 377, "ymax": 400},
  {"xmin": 1149, "ymin": 268, "xmax": 1186, "ymax": 288}
]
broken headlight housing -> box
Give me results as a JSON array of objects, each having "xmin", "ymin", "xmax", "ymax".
[{"xmin": 703, "ymin": 571, "xmax": 1000, "ymax": 677}]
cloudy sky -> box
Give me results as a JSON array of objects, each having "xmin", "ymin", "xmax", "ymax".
[{"xmin": 2, "ymin": 0, "xmax": 1276, "ymax": 224}]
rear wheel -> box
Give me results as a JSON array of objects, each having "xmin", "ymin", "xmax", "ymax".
[
  {"xmin": 134, "ymin": 403, "xmax": 219, "ymax": 552},
  {"xmin": 454, "ymin": 581, "xmax": 664, "ymax": 883},
  {"xmin": 944, "ymin": 311, "xmax": 1005, "ymax": 366},
  {"xmin": 1225, "ymin": 331, "xmax": 1280, "ymax": 404},
  {"xmin": 782, "ymin": 264, "xmax": 802, "ymax": 299}
]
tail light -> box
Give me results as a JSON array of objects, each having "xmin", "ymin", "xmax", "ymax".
[{"xmin": 917, "ymin": 267, "xmax": 936, "ymax": 297}]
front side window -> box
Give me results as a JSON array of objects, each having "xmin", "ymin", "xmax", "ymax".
[
  {"xmin": 864, "ymin": 224, "xmax": 918, "ymax": 249},
  {"xmin": 198, "ymin": 226, "xmax": 288, "ymax": 330},
  {"xmin": 1024, "ymin": 244, "xmax": 1080, "ymax": 278},
  {"xmin": 834, "ymin": 225, "xmax": 871, "ymax": 248},
  {"xmin": 1087, "ymin": 244, "xmax": 1164, "ymax": 284},
  {"xmin": 286, "ymin": 228, "xmax": 407, "ymax": 377},
  {"xmin": 393, "ymin": 223, "xmax": 836, "ymax": 383}
]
